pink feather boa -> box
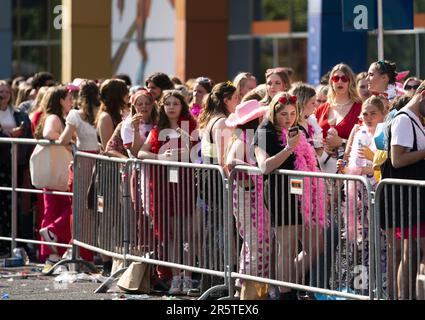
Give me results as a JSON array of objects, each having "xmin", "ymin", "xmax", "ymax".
[
  {"xmin": 190, "ymin": 104, "xmax": 202, "ymax": 118},
  {"xmin": 281, "ymin": 126, "xmax": 328, "ymax": 228}
]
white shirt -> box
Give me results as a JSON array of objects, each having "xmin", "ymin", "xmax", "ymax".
[
  {"xmin": 120, "ymin": 116, "xmax": 153, "ymax": 146},
  {"xmin": 66, "ymin": 109, "xmax": 99, "ymax": 151},
  {"xmin": 391, "ymin": 107, "xmax": 425, "ymax": 151},
  {"xmin": 0, "ymin": 106, "xmax": 16, "ymax": 133}
]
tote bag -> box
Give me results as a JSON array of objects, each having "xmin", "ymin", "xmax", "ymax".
[
  {"xmin": 117, "ymin": 261, "xmax": 151, "ymax": 293},
  {"xmin": 30, "ymin": 144, "xmax": 73, "ymax": 191}
]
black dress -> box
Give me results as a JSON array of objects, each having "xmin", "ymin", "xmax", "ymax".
[{"xmin": 253, "ymin": 121, "xmax": 301, "ymax": 227}]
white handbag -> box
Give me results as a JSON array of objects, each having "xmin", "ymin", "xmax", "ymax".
[{"xmin": 30, "ymin": 144, "xmax": 73, "ymax": 191}]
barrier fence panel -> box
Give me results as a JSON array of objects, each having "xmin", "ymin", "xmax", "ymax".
[
  {"xmin": 0, "ymin": 138, "xmax": 72, "ymax": 261},
  {"xmin": 227, "ymin": 166, "xmax": 374, "ymax": 300},
  {"xmin": 125, "ymin": 159, "xmax": 229, "ymax": 298},
  {"xmin": 374, "ymin": 178, "xmax": 425, "ymax": 300},
  {"xmin": 72, "ymin": 152, "xmax": 130, "ymax": 263}
]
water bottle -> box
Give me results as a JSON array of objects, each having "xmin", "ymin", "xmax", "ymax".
[
  {"xmin": 13, "ymin": 247, "xmax": 29, "ymax": 265},
  {"xmin": 356, "ymin": 130, "xmax": 369, "ymax": 167},
  {"xmin": 326, "ymin": 125, "xmax": 339, "ymax": 158}
]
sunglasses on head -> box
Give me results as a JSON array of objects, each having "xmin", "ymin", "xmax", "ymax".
[
  {"xmin": 331, "ymin": 75, "xmax": 349, "ymax": 83},
  {"xmin": 405, "ymin": 84, "xmax": 420, "ymax": 91},
  {"xmin": 278, "ymin": 95, "xmax": 297, "ymax": 105}
]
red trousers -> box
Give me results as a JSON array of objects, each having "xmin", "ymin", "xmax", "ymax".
[{"xmin": 40, "ymin": 191, "xmax": 72, "ymax": 258}]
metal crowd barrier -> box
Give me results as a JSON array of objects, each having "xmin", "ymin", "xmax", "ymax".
[
  {"xmin": 3, "ymin": 138, "xmax": 424, "ymax": 300},
  {"xmin": 0, "ymin": 138, "xmax": 73, "ymax": 259},
  {"xmin": 227, "ymin": 166, "xmax": 374, "ymax": 300},
  {"xmin": 374, "ymin": 178, "xmax": 425, "ymax": 300},
  {"xmin": 72, "ymin": 152, "xmax": 230, "ymax": 299},
  {"xmin": 71, "ymin": 151, "xmax": 131, "ymax": 286},
  {"xmin": 126, "ymin": 159, "xmax": 229, "ymax": 299}
]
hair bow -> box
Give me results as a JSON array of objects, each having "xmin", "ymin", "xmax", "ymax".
[{"xmin": 278, "ymin": 95, "xmax": 297, "ymax": 105}]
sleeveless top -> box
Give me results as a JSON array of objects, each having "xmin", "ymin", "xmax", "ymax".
[{"xmin": 201, "ymin": 116, "xmax": 225, "ymax": 164}]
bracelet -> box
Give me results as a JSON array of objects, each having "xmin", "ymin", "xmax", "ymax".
[{"xmin": 283, "ymin": 145, "xmax": 294, "ymax": 154}]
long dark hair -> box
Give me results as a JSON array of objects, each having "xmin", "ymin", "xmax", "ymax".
[
  {"xmin": 157, "ymin": 90, "xmax": 194, "ymax": 131},
  {"xmin": 35, "ymin": 86, "xmax": 68, "ymax": 139},
  {"xmin": 79, "ymin": 80, "xmax": 100, "ymax": 126},
  {"xmin": 96, "ymin": 79, "xmax": 128, "ymax": 128},
  {"xmin": 198, "ymin": 82, "xmax": 236, "ymax": 130}
]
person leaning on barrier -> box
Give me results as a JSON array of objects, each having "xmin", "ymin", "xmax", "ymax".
[
  {"xmin": 253, "ymin": 92, "xmax": 327, "ymax": 300},
  {"xmin": 34, "ymin": 86, "xmax": 74, "ymax": 270},
  {"xmin": 380, "ymin": 80, "xmax": 425, "ymax": 299},
  {"xmin": 224, "ymin": 99, "xmax": 270, "ymax": 300},
  {"xmin": 138, "ymin": 90, "xmax": 198, "ymax": 296}
]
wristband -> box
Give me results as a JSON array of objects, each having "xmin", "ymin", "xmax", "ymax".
[{"xmin": 284, "ymin": 145, "xmax": 294, "ymax": 154}]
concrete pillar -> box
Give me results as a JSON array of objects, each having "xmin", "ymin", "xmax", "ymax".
[
  {"xmin": 62, "ymin": 0, "xmax": 111, "ymax": 83},
  {"xmin": 175, "ymin": 0, "xmax": 228, "ymax": 83},
  {"xmin": 0, "ymin": 0, "xmax": 12, "ymax": 79}
]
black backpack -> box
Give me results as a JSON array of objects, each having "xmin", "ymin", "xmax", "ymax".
[{"xmin": 379, "ymin": 111, "xmax": 425, "ymax": 229}]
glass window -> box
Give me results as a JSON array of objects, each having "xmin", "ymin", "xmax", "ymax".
[
  {"xmin": 260, "ymin": 0, "xmax": 308, "ymax": 32},
  {"xmin": 12, "ymin": 0, "xmax": 62, "ymax": 79}
]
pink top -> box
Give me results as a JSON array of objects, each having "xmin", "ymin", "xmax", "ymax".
[{"xmin": 315, "ymin": 102, "xmax": 362, "ymax": 140}]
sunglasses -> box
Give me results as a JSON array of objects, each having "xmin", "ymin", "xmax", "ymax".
[
  {"xmin": 331, "ymin": 75, "xmax": 349, "ymax": 83},
  {"xmin": 405, "ymin": 84, "xmax": 420, "ymax": 91}
]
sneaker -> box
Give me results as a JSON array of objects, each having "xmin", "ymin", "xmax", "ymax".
[
  {"xmin": 40, "ymin": 228, "xmax": 58, "ymax": 253},
  {"xmin": 168, "ymin": 276, "xmax": 182, "ymax": 295},
  {"xmin": 182, "ymin": 277, "xmax": 193, "ymax": 295},
  {"xmin": 42, "ymin": 257, "xmax": 59, "ymax": 274}
]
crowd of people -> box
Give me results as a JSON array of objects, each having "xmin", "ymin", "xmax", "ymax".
[{"xmin": 0, "ymin": 61, "xmax": 424, "ymax": 300}]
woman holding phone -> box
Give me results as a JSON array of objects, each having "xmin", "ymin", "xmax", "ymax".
[
  {"xmin": 138, "ymin": 90, "xmax": 198, "ymax": 296},
  {"xmin": 253, "ymin": 92, "xmax": 326, "ymax": 300}
]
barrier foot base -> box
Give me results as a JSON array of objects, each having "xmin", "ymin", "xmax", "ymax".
[
  {"xmin": 94, "ymin": 268, "xmax": 128, "ymax": 294},
  {"xmin": 42, "ymin": 258, "xmax": 97, "ymax": 276}
]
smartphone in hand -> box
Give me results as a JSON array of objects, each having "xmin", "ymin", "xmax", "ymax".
[
  {"xmin": 131, "ymin": 104, "xmax": 137, "ymax": 116},
  {"xmin": 288, "ymin": 126, "xmax": 299, "ymax": 138}
]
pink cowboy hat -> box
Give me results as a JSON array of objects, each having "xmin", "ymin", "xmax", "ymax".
[{"xmin": 225, "ymin": 100, "xmax": 268, "ymax": 128}]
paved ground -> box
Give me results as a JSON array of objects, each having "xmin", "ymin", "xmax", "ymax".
[{"xmin": 0, "ymin": 264, "xmax": 194, "ymax": 301}]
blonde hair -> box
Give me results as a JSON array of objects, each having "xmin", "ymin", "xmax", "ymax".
[
  {"xmin": 233, "ymin": 72, "xmax": 256, "ymax": 95},
  {"xmin": 362, "ymin": 95, "xmax": 387, "ymax": 115},
  {"xmin": 265, "ymin": 92, "xmax": 299, "ymax": 126},
  {"xmin": 415, "ymin": 80, "xmax": 425, "ymax": 96},
  {"xmin": 327, "ymin": 63, "xmax": 361, "ymax": 105},
  {"xmin": 289, "ymin": 82, "xmax": 316, "ymax": 122}
]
